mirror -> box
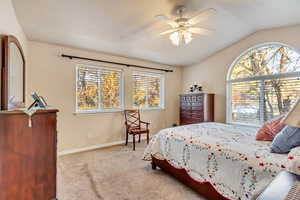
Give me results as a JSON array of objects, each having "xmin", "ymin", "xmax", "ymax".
[{"xmin": 1, "ymin": 35, "xmax": 25, "ymax": 110}]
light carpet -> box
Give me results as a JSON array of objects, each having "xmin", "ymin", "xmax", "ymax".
[{"xmin": 57, "ymin": 142, "xmax": 206, "ymax": 200}]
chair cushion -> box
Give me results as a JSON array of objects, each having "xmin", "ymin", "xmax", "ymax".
[
  {"xmin": 129, "ymin": 128, "xmax": 149, "ymax": 134},
  {"xmin": 256, "ymin": 115, "xmax": 286, "ymax": 141},
  {"xmin": 270, "ymin": 126, "xmax": 300, "ymax": 154}
]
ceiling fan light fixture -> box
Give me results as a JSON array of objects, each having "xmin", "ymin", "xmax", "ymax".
[
  {"xmin": 157, "ymin": 6, "xmax": 215, "ymax": 46},
  {"xmin": 170, "ymin": 32, "xmax": 180, "ymax": 46},
  {"xmin": 169, "ymin": 30, "xmax": 193, "ymax": 46},
  {"xmin": 183, "ymin": 31, "xmax": 192, "ymax": 44}
]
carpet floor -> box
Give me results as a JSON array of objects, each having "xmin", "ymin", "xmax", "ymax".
[{"xmin": 57, "ymin": 142, "xmax": 206, "ymax": 200}]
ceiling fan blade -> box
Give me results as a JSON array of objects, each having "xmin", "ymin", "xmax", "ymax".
[
  {"xmin": 188, "ymin": 8, "xmax": 217, "ymax": 25},
  {"xmin": 155, "ymin": 14, "xmax": 178, "ymax": 28},
  {"xmin": 189, "ymin": 27, "xmax": 214, "ymax": 35},
  {"xmin": 159, "ymin": 29, "xmax": 178, "ymax": 35},
  {"xmin": 155, "ymin": 14, "xmax": 170, "ymax": 21}
]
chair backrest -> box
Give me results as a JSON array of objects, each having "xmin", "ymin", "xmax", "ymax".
[{"xmin": 124, "ymin": 110, "xmax": 141, "ymax": 129}]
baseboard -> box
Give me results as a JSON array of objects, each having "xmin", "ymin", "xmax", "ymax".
[
  {"xmin": 58, "ymin": 140, "xmax": 125, "ymax": 156},
  {"xmin": 58, "ymin": 136, "xmax": 147, "ymax": 156}
]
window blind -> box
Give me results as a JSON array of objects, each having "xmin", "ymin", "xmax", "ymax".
[
  {"xmin": 228, "ymin": 43, "xmax": 300, "ymax": 125},
  {"xmin": 231, "ymin": 77, "xmax": 300, "ymax": 124},
  {"xmin": 132, "ymin": 72, "xmax": 164, "ymax": 109},
  {"xmin": 264, "ymin": 77, "xmax": 300, "ymax": 121},
  {"xmin": 231, "ymin": 80, "xmax": 261, "ymax": 124},
  {"xmin": 76, "ymin": 65, "xmax": 123, "ymax": 112}
]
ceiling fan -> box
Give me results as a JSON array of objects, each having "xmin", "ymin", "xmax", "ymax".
[{"xmin": 155, "ymin": 6, "xmax": 216, "ymax": 46}]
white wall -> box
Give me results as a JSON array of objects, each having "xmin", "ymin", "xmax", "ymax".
[
  {"xmin": 0, "ymin": 0, "xmax": 27, "ymax": 52},
  {"xmin": 182, "ymin": 25, "xmax": 300, "ymax": 123},
  {"xmin": 27, "ymin": 41, "xmax": 182, "ymax": 152}
]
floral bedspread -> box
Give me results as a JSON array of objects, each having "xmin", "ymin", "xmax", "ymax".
[{"xmin": 143, "ymin": 123, "xmax": 300, "ymax": 200}]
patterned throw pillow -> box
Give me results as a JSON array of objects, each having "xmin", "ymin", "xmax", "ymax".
[
  {"xmin": 256, "ymin": 115, "xmax": 286, "ymax": 141},
  {"xmin": 271, "ymin": 126, "xmax": 300, "ymax": 154}
]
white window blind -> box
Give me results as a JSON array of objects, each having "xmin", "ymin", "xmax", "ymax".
[
  {"xmin": 230, "ymin": 77, "xmax": 300, "ymax": 125},
  {"xmin": 76, "ymin": 65, "xmax": 123, "ymax": 112},
  {"xmin": 132, "ymin": 72, "xmax": 164, "ymax": 109},
  {"xmin": 231, "ymin": 80, "xmax": 261, "ymax": 124},
  {"xmin": 227, "ymin": 43, "xmax": 300, "ymax": 125}
]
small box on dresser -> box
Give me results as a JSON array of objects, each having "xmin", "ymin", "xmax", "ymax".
[{"xmin": 180, "ymin": 93, "xmax": 214, "ymax": 125}]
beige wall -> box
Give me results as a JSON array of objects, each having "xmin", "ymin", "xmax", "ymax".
[
  {"xmin": 27, "ymin": 41, "xmax": 182, "ymax": 152},
  {"xmin": 182, "ymin": 25, "xmax": 300, "ymax": 123},
  {"xmin": 0, "ymin": 0, "xmax": 27, "ymax": 52}
]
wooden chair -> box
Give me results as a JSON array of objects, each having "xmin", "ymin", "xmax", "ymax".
[{"xmin": 124, "ymin": 110, "xmax": 150, "ymax": 151}]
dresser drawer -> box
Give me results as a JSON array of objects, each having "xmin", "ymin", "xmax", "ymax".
[
  {"xmin": 180, "ymin": 105, "xmax": 192, "ymax": 110},
  {"xmin": 191, "ymin": 102, "xmax": 203, "ymax": 106},
  {"xmin": 180, "ymin": 117, "xmax": 203, "ymax": 125},
  {"xmin": 190, "ymin": 113, "xmax": 203, "ymax": 119},
  {"xmin": 191, "ymin": 108, "xmax": 203, "ymax": 113},
  {"xmin": 180, "ymin": 112, "xmax": 191, "ymax": 118},
  {"xmin": 180, "ymin": 113, "xmax": 203, "ymax": 121},
  {"xmin": 189, "ymin": 118, "xmax": 203, "ymax": 124}
]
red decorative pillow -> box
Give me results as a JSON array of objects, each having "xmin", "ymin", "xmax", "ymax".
[{"xmin": 256, "ymin": 115, "xmax": 286, "ymax": 141}]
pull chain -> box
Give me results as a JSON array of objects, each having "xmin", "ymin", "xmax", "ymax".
[
  {"xmin": 28, "ymin": 115, "xmax": 32, "ymax": 128},
  {"xmin": 20, "ymin": 109, "xmax": 37, "ymax": 128}
]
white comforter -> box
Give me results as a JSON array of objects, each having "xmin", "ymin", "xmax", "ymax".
[{"xmin": 143, "ymin": 123, "xmax": 299, "ymax": 200}]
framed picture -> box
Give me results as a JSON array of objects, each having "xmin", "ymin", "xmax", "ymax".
[{"xmin": 28, "ymin": 92, "xmax": 48, "ymax": 110}]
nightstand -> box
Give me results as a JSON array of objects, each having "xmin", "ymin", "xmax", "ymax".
[{"xmin": 256, "ymin": 171, "xmax": 300, "ymax": 200}]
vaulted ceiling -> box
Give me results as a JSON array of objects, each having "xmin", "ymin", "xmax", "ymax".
[{"xmin": 12, "ymin": 0, "xmax": 300, "ymax": 66}]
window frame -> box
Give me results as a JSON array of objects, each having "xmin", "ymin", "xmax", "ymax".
[
  {"xmin": 226, "ymin": 42, "xmax": 300, "ymax": 126},
  {"xmin": 132, "ymin": 71, "xmax": 165, "ymax": 110},
  {"xmin": 75, "ymin": 64, "xmax": 124, "ymax": 114}
]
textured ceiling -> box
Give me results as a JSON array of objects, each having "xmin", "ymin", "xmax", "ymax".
[{"xmin": 12, "ymin": 0, "xmax": 300, "ymax": 66}]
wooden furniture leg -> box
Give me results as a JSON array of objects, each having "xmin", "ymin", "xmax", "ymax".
[
  {"xmin": 147, "ymin": 132, "xmax": 149, "ymax": 144},
  {"xmin": 139, "ymin": 134, "xmax": 141, "ymax": 143},
  {"xmin": 151, "ymin": 161, "xmax": 157, "ymax": 170},
  {"xmin": 133, "ymin": 134, "xmax": 136, "ymax": 151},
  {"xmin": 125, "ymin": 131, "xmax": 128, "ymax": 145}
]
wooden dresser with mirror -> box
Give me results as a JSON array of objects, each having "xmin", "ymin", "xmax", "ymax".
[
  {"xmin": 0, "ymin": 35, "xmax": 58, "ymax": 200},
  {"xmin": 180, "ymin": 93, "xmax": 215, "ymax": 125}
]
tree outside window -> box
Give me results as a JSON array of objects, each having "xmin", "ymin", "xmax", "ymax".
[
  {"xmin": 132, "ymin": 72, "xmax": 164, "ymax": 109},
  {"xmin": 228, "ymin": 44, "xmax": 300, "ymax": 125},
  {"xmin": 76, "ymin": 65, "xmax": 123, "ymax": 112}
]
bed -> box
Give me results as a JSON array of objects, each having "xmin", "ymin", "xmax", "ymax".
[{"xmin": 143, "ymin": 123, "xmax": 299, "ymax": 200}]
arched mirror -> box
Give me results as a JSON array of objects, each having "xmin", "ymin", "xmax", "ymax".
[{"xmin": 1, "ymin": 35, "xmax": 25, "ymax": 110}]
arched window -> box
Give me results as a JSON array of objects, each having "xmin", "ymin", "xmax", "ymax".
[{"xmin": 227, "ymin": 43, "xmax": 300, "ymax": 125}]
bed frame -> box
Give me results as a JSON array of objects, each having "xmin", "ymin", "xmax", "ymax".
[{"xmin": 151, "ymin": 156, "xmax": 229, "ymax": 200}]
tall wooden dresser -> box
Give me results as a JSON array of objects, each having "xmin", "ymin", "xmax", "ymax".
[
  {"xmin": 180, "ymin": 93, "xmax": 214, "ymax": 125},
  {"xmin": 0, "ymin": 109, "xmax": 58, "ymax": 200}
]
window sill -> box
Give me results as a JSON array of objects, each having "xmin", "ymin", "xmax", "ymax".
[
  {"xmin": 74, "ymin": 109, "xmax": 123, "ymax": 115},
  {"xmin": 134, "ymin": 107, "xmax": 165, "ymax": 111},
  {"xmin": 73, "ymin": 107, "xmax": 165, "ymax": 114},
  {"xmin": 227, "ymin": 121, "xmax": 262, "ymax": 128}
]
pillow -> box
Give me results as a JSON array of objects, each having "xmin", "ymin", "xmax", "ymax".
[
  {"xmin": 270, "ymin": 126, "xmax": 300, "ymax": 154},
  {"xmin": 256, "ymin": 115, "xmax": 286, "ymax": 141}
]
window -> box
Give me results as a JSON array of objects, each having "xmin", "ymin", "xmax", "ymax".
[
  {"xmin": 132, "ymin": 71, "xmax": 164, "ymax": 109},
  {"xmin": 76, "ymin": 65, "xmax": 123, "ymax": 113},
  {"xmin": 227, "ymin": 43, "xmax": 300, "ymax": 125}
]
